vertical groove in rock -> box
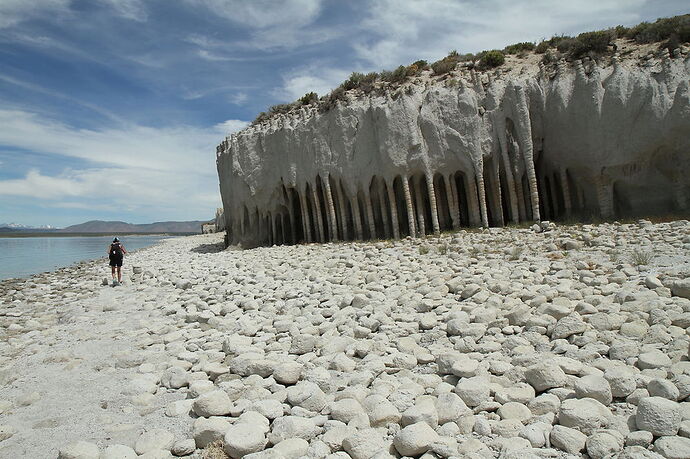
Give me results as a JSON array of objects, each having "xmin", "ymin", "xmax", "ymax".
[
  {"xmin": 311, "ymin": 183, "xmax": 325, "ymax": 243},
  {"xmin": 413, "ymin": 176, "xmax": 426, "ymax": 236},
  {"xmin": 299, "ymin": 188, "xmax": 312, "ymax": 243},
  {"xmin": 596, "ymin": 175, "xmax": 614, "ymax": 219},
  {"xmin": 335, "ymin": 180, "xmax": 349, "ymax": 241},
  {"xmin": 350, "ymin": 195, "xmax": 363, "ymax": 240},
  {"xmin": 378, "ymin": 179, "xmax": 391, "ymax": 238},
  {"xmin": 560, "ymin": 168, "xmax": 572, "ymax": 218},
  {"xmin": 364, "ymin": 190, "xmax": 377, "ymax": 239},
  {"xmin": 467, "ymin": 174, "xmax": 481, "ymax": 227},
  {"xmin": 447, "ymin": 173, "xmax": 460, "ymax": 229}
]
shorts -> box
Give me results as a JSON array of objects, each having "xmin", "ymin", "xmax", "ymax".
[{"xmin": 109, "ymin": 256, "xmax": 123, "ymax": 267}]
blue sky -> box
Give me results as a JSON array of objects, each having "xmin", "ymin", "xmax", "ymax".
[{"xmin": 0, "ymin": 0, "xmax": 686, "ymax": 227}]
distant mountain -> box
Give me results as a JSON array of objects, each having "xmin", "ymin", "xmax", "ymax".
[{"xmin": 59, "ymin": 220, "xmax": 205, "ymax": 234}]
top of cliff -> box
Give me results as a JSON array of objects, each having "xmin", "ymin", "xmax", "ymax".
[{"xmin": 230, "ymin": 14, "xmax": 687, "ymax": 134}]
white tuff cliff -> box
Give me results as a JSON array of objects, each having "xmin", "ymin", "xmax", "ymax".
[{"xmin": 216, "ymin": 49, "xmax": 689, "ymax": 247}]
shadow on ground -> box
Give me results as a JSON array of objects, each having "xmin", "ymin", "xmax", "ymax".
[{"xmin": 190, "ymin": 242, "xmax": 226, "ymax": 254}]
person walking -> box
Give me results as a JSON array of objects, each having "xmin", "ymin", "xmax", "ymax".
[{"xmin": 107, "ymin": 237, "xmax": 127, "ymax": 286}]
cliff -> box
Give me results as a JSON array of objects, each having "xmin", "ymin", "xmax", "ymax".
[{"xmin": 216, "ymin": 42, "xmax": 689, "ymax": 247}]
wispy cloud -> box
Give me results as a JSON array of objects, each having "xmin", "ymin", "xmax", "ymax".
[
  {"xmin": 98, "ymin": 0, "xmax": 148, "ymax": 22},
  {"xmin": 0, "ymin": 0, "xmax": 71, "ymax": 29},
  {"xmin": 0, "ymin": 109, "xmax": 248, "ymax": 217},
  {"xmin": 276, "ymin": 65, "xmax": 350, "ymax": 101},
  {"xmin": 354, "ymin": 0, "xmax": 650, "ymax": 68}
]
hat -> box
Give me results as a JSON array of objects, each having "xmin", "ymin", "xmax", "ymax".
[{"xmin": 113, "ymin": 237, "xmax": 119, "ymax": 242}]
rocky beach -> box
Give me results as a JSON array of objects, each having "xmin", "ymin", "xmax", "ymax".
[{"xmin": 1, "ymin": 220, "xmax": 690, "ymax": 459}]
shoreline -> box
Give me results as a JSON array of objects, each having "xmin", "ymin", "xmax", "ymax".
[
  {"xmin": 0, "ymin": 223, "xmax": 689, "ymax": 458},
  {"xmin": 0, "ymin": 234, "xmax": 182, "ymax": 283},
  {"xmin": 0, "ymin": 232, "xmax": 199, "ymax": 238}
]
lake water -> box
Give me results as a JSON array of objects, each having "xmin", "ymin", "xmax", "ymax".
[{"xmin": 0, "ymin": 235, "xmax": 173, "ymax": 281}]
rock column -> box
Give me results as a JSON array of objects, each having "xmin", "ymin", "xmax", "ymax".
[
  {"xmin": 445, "ymin": 174, "xmax": 460, "ymax": 230},
  {"xmin": 402, "ymin": 175, "xmax": 416, "ymax": 237},
  {"xmin": 425, "ymin": 173, "xmax": 441, "ymax": 234},
  {"xmin": 386, "ymin": 178, "xmax": 401, "ymax": 239}
]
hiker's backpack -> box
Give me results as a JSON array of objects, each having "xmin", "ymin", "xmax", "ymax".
[{"xmin": 110, "ymin": 243, "xmax": 123, "ymax": 257}]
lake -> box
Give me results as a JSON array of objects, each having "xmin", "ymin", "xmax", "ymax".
[{"xmin": 0, "ymin": 235, "xmax": 174, "ymax": 281}]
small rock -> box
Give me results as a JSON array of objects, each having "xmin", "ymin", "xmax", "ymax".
[
  {"xmin": 550, "ymin": 425, "xmax": 586, "ymax": 454},
  {"xmin": 653, "ymin": 435, "xmax": 690, "ymax": 459},
  {"xmin": 393, "ymin": 422, "xmax": 439, "ymax": 457},
  {"xmin": 635, "ymin": 397, "xmax": 681, "ymax": 436},
  {"xmin": 574, "ymin": 375, "xmax": 612, "ymax": 405},
  {"xmin": 525, "ymin": 362, "xmax": 568, "ymax": 392},
  {"xmin": 135, "ymin": 430, "xmax": 175, "ymax": 455},
  {"xmin": 558, "ymin": 398, "xmax": 611, "ymax": 434},
  {"xmin": 342, "ymin": 428, "xmax": 387, "ymax": 459},
  {"xmin": 638, "ymin": 349, "xmax": 672, "ymax": 370},
  {"xmin": 101, "ymin": 445, "xmax": 137, "ymax": 459},
  {"xmin": 193, "ymin": 390, "xmax": 232, "ymax": 417},
  {"xmin": 193, "ymin": 417, "xmax": 231, "ymax": 448},
  {"xmin": 648, "ymin": 378, "xmax": 680, "ymax": 401},
  {"xmin": 0, "ymin": 424, "xmax": 16, "ymax": 442},
  {"xmin": 171, "ymin": 439, "xmax": 195, "ymax": 457},
  {"xmin": 224, "ymin": 424, "xmax": 267, "ymax": 458},
  {"xmin": 586, "ymin": 431, "xmax": 622, "ymax": 459},
  {"xmin": 58, "ymin": 441, "xmax": 100, "ymax": 459}
]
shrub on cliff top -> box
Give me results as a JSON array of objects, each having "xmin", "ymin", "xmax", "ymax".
[
  {"xmin": 627, "ymin": 14, "xmax": 690, "ymax": 44},
  {"xmin": 503, "ymin": 42, "xmax": 535, "ymax": 54},
  {"xmin": 299, "ymin": 92, "xmax": 318, "ymax": 105},
  {"xmin": 478, "ymin": 50, "xmax": 505, "ymax": 69},
  {"xmin": 569, "ymin": 30, "xmax": 614, "ymax": 58}
]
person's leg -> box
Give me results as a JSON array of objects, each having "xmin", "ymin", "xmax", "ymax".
[
  {"xmin": 116, "ymin": 266, "xmax": 122, "ymax": 283},
  {"xmin": 111, "ymin": 265, "xmax": 116, "ymax": 280}
]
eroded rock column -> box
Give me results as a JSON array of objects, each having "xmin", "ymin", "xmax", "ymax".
[
  {"xmin": 413, "ymin": 176, "xmax": 426, "ymax": 236},
  {"xmin": 402, "ymin": 175, "xmax": 416, "ymax": 237},
  {"xmin": 425, "ymin": 173, "xmax": 441, "ymax": 234},
  {"xmin": 323, "ymin": 175, "xmax": 339, "ymax": 242},
  {"xmin": 445, "ymin": 173, "xmax": 460, "ymax": 230},
  {"xmin": 514, "ymin": 85, "xmax": 540, "ymax": 221},
  {"xmin": 466, "ymin": 174, "xmax": 482, "ymax": 227},
  {"xmin": 385, "ymin": 178, "xmax": 400, "ymax": 239}
]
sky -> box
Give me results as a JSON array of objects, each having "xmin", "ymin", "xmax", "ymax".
[{"xmin": 0, "ymin": 0, "xmax": 687, "ymax": 227}]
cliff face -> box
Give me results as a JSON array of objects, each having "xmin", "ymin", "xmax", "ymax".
[{"xmin": 216, "ymin": 49, "xmax": 689, "ymax": 247}]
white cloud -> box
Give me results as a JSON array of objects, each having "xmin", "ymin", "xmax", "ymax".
[
  {"xmin": 98, "ymin": 0, "xmax": 148, "ymax": 22},
  {"xmin": 0, "ymin": 110, "xmax": 249, "ymax": 217},
  {"xmin": 277, "ymin": 65, "xmax": 350, "ymax": 101},
  {"xmin": 188, "ymin": 0, "xmax": 322, "ymax": 29},
  {"xmin": 0, "ymin": 0, "xmax": 71, "ymax": 29},
  {"xmin": 185, "ymin": 0, "xmax": 341, "ymax": 50},
  {"xmin": 229, "ymin": 92, "xmax": 248, "ymax": 105},
  {"xmin": 214, "ymin": 119, "xmax": 249, "ymax": 135},
  {"xmin": 355, "ymin": 0, "xmax": 649, "ymax": 68}
]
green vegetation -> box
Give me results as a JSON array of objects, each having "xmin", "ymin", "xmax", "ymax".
[
  {"xmin": 248, "ymin": 14, "xmax": 688, "ymax": 125},
  {"xmin": 503, "ymin": 42, "xmax": 535, "ymax": 54},
  {"xmin": 630, "ymin": 249, "xmax": 654, "ymax": 266},
  {"xmin": 478, "ymin": 50, "xmax": 505, "ymax": 68}
]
